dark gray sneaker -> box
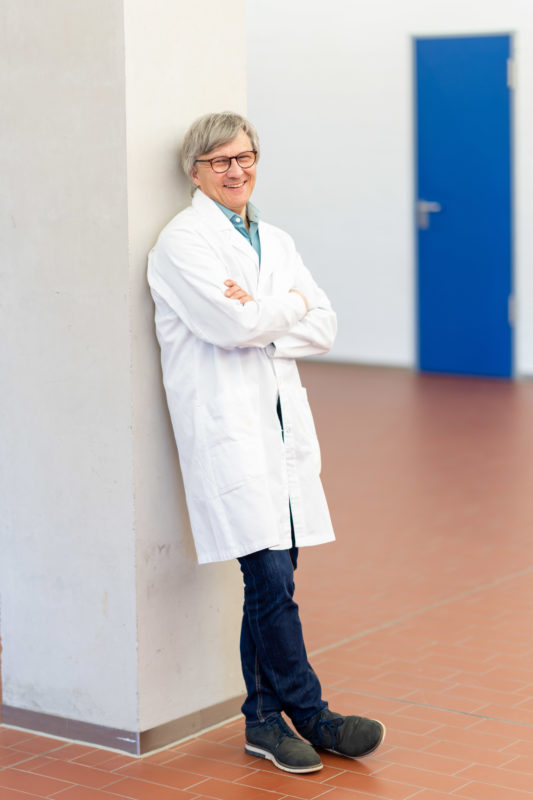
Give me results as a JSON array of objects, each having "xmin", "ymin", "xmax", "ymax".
[
  {"xmin": 297, "ymin": 708, "xmax": 386, "ymax": 758},
  {"xmin": 245, "ymin": 714, "xmax": 323, "ymax": 773}
]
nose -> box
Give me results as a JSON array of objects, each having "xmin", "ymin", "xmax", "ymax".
[{"xmin": 226, "ymin": 157, "xmax": 245, "ymax": 177}]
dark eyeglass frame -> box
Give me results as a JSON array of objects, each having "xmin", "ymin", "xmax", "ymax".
[{"xmin": 194, "ymin": 150, "xmax": 257, "ymax": 173}]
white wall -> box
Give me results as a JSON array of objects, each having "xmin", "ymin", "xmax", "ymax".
[
  {"xmin": 0, "ymin": 0, "xmax": 138, "ymax": 729},
  {"xmin": 1, "ymin": 0, "xmax": 247, "ymax": 741},
  {"xmin": 123, "ymin": 0, "xmax": 247, "ymax": 732},
  {"xmin": 246, "ymin": 0, "xmax": 533, "ymax": 375}
]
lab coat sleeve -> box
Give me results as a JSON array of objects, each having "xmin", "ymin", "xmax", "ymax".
[
  {"xmin": 270, "ymin": 254, "xmax": 338, "ymax": 358},
  {"xmin": 147, "ymin": 226, "xmax": 307, "ymax": 349}
]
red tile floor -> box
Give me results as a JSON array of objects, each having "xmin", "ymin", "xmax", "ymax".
[{"xmin": 2, "ymin": 363, "xmax": 533, "ymax": 799}]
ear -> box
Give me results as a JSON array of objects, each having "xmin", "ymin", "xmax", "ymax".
[{"xmin": 191, "ymin": 167, "xmax": 201, "ymax": 188}]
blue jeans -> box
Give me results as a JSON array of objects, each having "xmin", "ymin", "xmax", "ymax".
[{"xmin": 237, "ymin": 546, "xmax": 327, "ymax": 727}]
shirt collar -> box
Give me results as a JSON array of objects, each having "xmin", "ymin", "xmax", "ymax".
[
  {"xmin": 246, "ymin": 202, "xmax": 261, "ymax": 224},
  {"xmin": 214, "ymin": 200, "xmax": 261, "ymax": 226}
]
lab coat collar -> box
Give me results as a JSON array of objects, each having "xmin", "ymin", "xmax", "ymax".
[
  {"xmin": 192, "ymin": 190, "xmax": 260, "ymax": 268},
  {"xmin": 192, "ymin": 189, "xmax": 234, "ymax": 230}
]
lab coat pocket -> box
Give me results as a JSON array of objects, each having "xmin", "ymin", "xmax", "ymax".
[
  {"xmin": 292, "ymin": 386, "xmax": 322, "ymax": 473},
  {"xmin": 195, "ymin": 390, "xmax": 267, "ymax": 497}
]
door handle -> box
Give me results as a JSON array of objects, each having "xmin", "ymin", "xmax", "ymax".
[{"xmin": 417, "ymin": 199, "xmax": 442, "ymax": 230}]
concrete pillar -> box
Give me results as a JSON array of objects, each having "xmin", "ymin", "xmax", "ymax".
[{"xmin": 0, "ymin": 0, "xmax": 247, "ymax": 754}]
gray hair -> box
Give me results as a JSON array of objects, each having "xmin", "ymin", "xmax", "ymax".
[{"xmin": 180, "ymin": 111, "xmax": 260, "ymax": 180}]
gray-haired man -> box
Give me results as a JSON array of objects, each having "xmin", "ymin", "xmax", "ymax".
[{"xmin": 148, "ymin": 111, "xmax": 385, "ymax": 773}]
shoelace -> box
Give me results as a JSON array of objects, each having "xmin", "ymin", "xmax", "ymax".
[
  {"xmin": 314, "ymin": 715, "xmax": 343, "ymax": 748},
  {"xmin": 265, "ymin": 714, "xmax": 295, "ymax": 744}
]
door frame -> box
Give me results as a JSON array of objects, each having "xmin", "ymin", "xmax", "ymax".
[{"xmin": 412, "ymin": 31, "xmax": 516, "ymax": 378}]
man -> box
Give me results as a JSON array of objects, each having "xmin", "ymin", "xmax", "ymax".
[{"xmin": 148, "ymin": 111, "xmax": 385, "ymax": 773}]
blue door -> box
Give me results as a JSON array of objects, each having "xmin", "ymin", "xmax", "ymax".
[{"xmin": 416, "ymin": 35, "xmax": 513, "ymax": 377}]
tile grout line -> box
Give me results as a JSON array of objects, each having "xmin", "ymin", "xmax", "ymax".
[
  {"xmin": 323, "ymin": 684, "xmax": 533, "ymax": 729},
  {"xmin": 308, "ymin": 564, "xmax": 533, "ymax": 658},
  {"xmin": 0, "ymin": 748, "xmax": 69, "ymax": 773}
]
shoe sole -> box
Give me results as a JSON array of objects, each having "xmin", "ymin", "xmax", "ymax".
[
  {"xmin": 244, "ymin": 743, "xmax": 323, "ymax": 773},
  {"xmin": 324, "ymin": 720, "xmax": 386, "ymax": 759}
]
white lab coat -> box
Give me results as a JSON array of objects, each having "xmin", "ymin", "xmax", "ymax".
[{"xmin": 147, "ymin": 190, "xmax": 337, "ymax": 564}]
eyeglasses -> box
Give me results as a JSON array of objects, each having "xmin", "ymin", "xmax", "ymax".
[{"xmin": 194, "ymin": 150, "xmax": 257, "ymax": 173}]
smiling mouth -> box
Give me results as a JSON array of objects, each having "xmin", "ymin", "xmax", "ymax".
[{"xmin": 225, "ymin": 181, "xmax": 246, "ymax": 189}]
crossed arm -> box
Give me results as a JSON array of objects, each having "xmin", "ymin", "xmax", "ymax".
[
  {"xmin": 224, "ymin": 279, "xmax": 309, "ymax": 313},
  {"xmin": 224, "ymin": 277, "xmax": 335, "ymax": 358},
  {"xmin": 148, "ymin": 226, "xmax": 336, "ymax": 355}
]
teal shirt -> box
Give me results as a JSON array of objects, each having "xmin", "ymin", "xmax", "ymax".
[{"xmin": 215, "ymin": 201, "xmax": 261, "ymax": 267}]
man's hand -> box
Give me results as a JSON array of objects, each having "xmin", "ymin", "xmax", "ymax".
[
  {"xmin": 224, "ymin": 279, "xmax": 254, "ymax": 304},
  {"xmin": 289, "ymin": 288, "xmax": 308, "ymax": 313}
]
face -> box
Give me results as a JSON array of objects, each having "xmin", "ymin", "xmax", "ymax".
[{"xmin": 191, "ymin": 129, "xmax": 257, "ymax": 217}]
